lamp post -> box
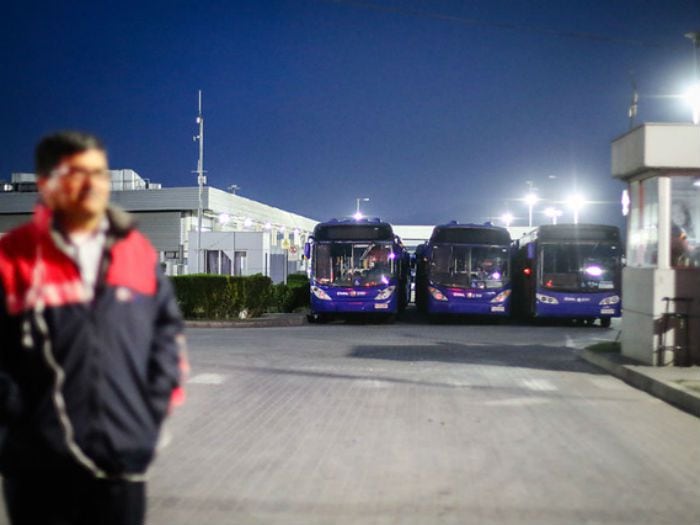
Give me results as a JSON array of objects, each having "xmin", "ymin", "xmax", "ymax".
[
  {"xmin": 566, "ymin": 194, "xmax": 586, "ymax": 224},
  {"xmin": 685, "ymin": 32, "xmax": 700, "ymax": 124},
  {"xmin": 193, "ymin": 90, "xmax": 206, "ymax": 272},
  {"xmin": 354, "ymin": 197, "xmax": 370, "ymax": 220},
  {"xmin": 524, "ymin": 193, "xmax": 539, "ymax": 227},
  {"xmin": 544, "ymin": 207, "xmax": 562, "ymax": 225},
  {"xmin": 500, "ymin": 212, "xmax": 514, "ymax": 228}
]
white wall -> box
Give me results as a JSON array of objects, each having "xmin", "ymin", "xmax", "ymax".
[{"xmin": 187, "ymin": 231, "xmax": 271, "ymax": 276}]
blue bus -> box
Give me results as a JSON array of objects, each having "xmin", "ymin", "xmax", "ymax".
[
  {"xmin": 414, "ymin": 222, "xmax": 513, "ymax": 317},
  {"xmin": 512, "ymin": 224, "xmax": 622, "ymax": 327},
  {"xmin": 304, "ymin": 218, "xmax": 411, "ymax": 323}
]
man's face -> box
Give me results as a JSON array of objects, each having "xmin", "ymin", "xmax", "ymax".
[{"xmin": 37, "ymin": 148, "xmax": 110, "ymax": 225}]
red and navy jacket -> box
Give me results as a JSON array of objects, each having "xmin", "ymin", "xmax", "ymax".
[{"xmin": 0, "ymin": 204, "xmax": 185, "ymax": 478}]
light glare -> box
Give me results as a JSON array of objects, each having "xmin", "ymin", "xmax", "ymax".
[
  {"xmin": 524, "ymin": 193, "xmax": 539, "ymax": 206},
  {"xmin": 684, "ymin": 83, "xmax": 700, "ymax": 124},
  {"xmin": 500, "ymin": 212, "xmax": 514, "ymax": 227}
]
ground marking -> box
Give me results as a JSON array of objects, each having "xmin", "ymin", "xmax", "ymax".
[
  {"xmin": 187, "ymin": 373, "xmax": 227, "ymax": 385},
  {"xmin": 521, "ymin": 378, "xmax": 557, "ymax": 392},
  {"xmin": 484, "ymin": 397, "xmax": 551, "ymax": 407}
]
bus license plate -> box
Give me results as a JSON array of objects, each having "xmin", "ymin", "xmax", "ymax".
[
  {"xmin": 601, "ymin": 308, "xmax": 615, "ymax": 315},
  {"xmin": 375, "ymin": 303, "xmax": 389, "ymax": 310}
]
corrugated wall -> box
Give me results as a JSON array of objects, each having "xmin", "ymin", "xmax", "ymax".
[{"xmin": 130, "ymin": 211, "xmax": 183, "ymax": 252}]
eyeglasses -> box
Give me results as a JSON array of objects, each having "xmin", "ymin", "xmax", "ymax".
[{"xmin": 50, "ymin": 166, "xmax": 110, "ymax": 182}]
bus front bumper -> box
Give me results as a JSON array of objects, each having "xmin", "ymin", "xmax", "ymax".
[
  {"xmin": 311, "ymin": 296, "xmax": 398, "ymax": 314},
  {"xmin": 427, "ymin": 297, "xmax": 510, "ymax": 316},
  {"xmin": 535, "ymin": 302, "xmax": 621, "ymax": 318}
]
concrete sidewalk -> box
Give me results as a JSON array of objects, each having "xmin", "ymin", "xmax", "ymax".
[
  {"xmin": 578, "ymin": 348, "xmax": 700, "ymax": 418},
  {"xmin": 185, "ymin": 313, "xmax": 307, "ymax": 329}
]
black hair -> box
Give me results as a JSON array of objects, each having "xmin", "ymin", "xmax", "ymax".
[{"xmin": 34, "ymin": 131, "xmax": 106, "ymax": 178}]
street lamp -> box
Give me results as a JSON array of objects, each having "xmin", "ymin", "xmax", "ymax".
[
  {"xmin": 524, "ymin": 193, "xmax": 539, "ymax": 227},
  {"xmin": 685, "ymin": 32, "xmax": 700, "ymax": 124},
  {"xmin": 566, "ymin": 194, "xmax": 586, "ymax": 224},
  {"xmin": 500, "ymin": 212, "xmax": 514, "ymax": 228},
  {"xmin": 544, "ymin": 207, "xmax": 562, "ymax": 225},
  {"xmin": 354, "ymin": 197, "xmax": 370, "ymax": 220}
]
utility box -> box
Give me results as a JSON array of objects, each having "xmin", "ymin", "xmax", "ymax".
[{"xmin": 612, "ymin": 123, "xmax": 700, "ymax": 365}]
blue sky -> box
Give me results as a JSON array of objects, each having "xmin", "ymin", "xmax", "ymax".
[{"xmin": 2, "ymin": 0, "xmax": 699, "ymax": 227}]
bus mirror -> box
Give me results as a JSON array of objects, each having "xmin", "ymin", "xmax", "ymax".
[{"xmin": 304, "ymin": 242, "xmax": 311, "ymax": 259}]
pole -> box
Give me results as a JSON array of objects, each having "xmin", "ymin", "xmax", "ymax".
[
  {"xmin": 628, "ymin": 71, "xmax": 638, "ymax": 130},
  {"xmin": 525, "ymin": 180, "xmax": 535, "ymax": 228},
  {"xmin": 685, "ymin": 32, "xmax": 700, "ymax": 124},
  {"xmin": 687, "ymin": 32, "xmax": 700, "ymax": 80},
  {"xmin": 196, "ymin": 90, "xmax": 205, "ymax": 272},
  {"xmin": 355, "ymin": 198, "xmax": 360, "ymax": 215}
]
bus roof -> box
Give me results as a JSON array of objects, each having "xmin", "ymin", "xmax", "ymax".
[
  {"xmin": 313, "ymin": 218, "xmax": 395, "ymax": 241},
  {"xmin": 429, "ymin": 221, "xmax": 511, "ymax": 245},
  {"xmin": 525, "ymin": 223, "xmax": 620, "ymax": 243}
]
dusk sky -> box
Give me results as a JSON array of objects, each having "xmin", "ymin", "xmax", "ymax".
[{"xmin": 2, "ymin": 0, "xmax": 699, "ymax": 227}]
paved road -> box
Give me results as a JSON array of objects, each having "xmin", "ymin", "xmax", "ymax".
[
  {"xmin": 141, "ymin": 317, "xmax": 700, "ymax": 525},
  {"xmin": 4, "ymin": 317, "xmax": 699, "ymax": 524}
]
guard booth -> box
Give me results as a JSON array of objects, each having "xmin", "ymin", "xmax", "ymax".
[{"xmin": 612, "ymin": 123, "xmax": 700, "ymax": 365}]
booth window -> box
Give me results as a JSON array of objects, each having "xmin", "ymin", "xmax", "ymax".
[
  {"xmin": 671, "ymin": 177, "xmax": 700, "ymax": 268},
  {"xmin": 627, "ymin": 178, "xmax": 658, "ymax": 267}
]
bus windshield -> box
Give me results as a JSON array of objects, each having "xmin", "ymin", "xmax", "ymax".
[
  {"xmin": 429, "ymin": 245, "xmax": 509, "ymax": 289},
  {"xmin": 314, "ymin": 242, "xmax": 396, "ymax": 287},
  {"xmin": 540, "ymin": 242, "xmax": 620, "ymax": 291}
]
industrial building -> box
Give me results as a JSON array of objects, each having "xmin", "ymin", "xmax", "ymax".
[{"xmin": 0, "ymin": 170, "xmax": 317, "ymax": 282}]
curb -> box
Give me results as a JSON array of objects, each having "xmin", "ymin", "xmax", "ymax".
[
  {"xmin": 185, "ymin": 314, "xmax": 307, "ymax": 329},
  {"xmin": 577, "ymin": 349, "xmax": 700, "ymax": 419}
]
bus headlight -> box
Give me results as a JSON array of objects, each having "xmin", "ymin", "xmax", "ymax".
[
  {"xmin": 311, "ymin": 286, "xmax": 332, "ymax": 301},
  {"xmin": 599, "ymin": 295, "xmax": 620, "ymax": 306},
  {"xmin": 536, "ymin": 293, "xmax": 559, "ymax": 304},
  {"xmin": 429, "ymin": 286, "xmax": 448, "ymax": 301},
  {"xmin": 375, "ymin": 286, "xmax": 395, "ymax": 301},
  {"xmin": 490, "ymin": 289, "xmax": 511, "ymax": 303}
]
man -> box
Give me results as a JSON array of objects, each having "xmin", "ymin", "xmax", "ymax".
[
  {"xmin": 0, "ymin": 131, "xmax": 186, "ymax": 525},
  {"xmin": 671, "ymin": 223, "xmax": 691, "ymax": 267}
]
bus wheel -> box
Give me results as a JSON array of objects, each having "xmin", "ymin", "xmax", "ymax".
[{"xmin": 600, "ymin": 317, "xmax": 612, "ymax": 328}]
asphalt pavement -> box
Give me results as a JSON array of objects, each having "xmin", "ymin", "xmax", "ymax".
[{"xmin": 142, "ymin": 316, "xmax": 700, "ymax": 525}]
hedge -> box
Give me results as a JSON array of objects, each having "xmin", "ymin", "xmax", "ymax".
[
  {"xmin": 274, "ymin": 274, "xmax": 311, "ymax": 312},
  {"xmin": 170, "ymin": 274, "xmax": 273, "ymax": 319},
  {"xmin": 273, "ymin": 274, "xmax": 310, "ymax": 313}
]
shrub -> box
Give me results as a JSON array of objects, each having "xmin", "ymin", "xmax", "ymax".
[
  {"xmin": 286, "ymin": 273, "xmax": 309, "ymax": 287},
  {"xmin": 273, "ymin": 275, "xmax": 310, "ymax": 312},
  {"xmin": 170, "ymin": 274, "xmax": 274, "ymax": 319},
  {"xmin": 238, "ymin": 274, "xmax": 274, "ymax": 317}
]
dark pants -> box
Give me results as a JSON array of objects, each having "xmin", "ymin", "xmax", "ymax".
[{"xmin": 3, "ymin": 470, "xmax": 146, "ymax": 525}]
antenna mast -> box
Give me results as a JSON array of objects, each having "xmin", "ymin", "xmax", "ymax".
[
  {"xmin": 628, "ymin": 71, "xmax": 638, "ymax": 130},
  {"xmin": 194, "ymin": 90, "xmax": 206, "ymax": 272}
]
